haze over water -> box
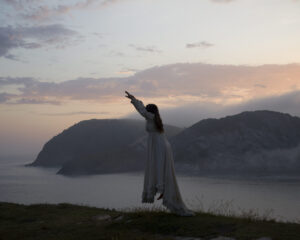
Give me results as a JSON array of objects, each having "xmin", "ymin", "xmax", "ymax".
[{"xmin": 1, "ymin": 155, "xmax": 300, "ymax": 223}]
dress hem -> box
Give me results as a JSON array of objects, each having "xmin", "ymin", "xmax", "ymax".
[{"xmin": 162, "ymin": 198, "xmax": 196, "ymax": 216}]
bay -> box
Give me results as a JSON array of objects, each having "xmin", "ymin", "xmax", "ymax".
[{"xmin": 1, "ymin": 156, "xmax": 300, "ymax": 223}]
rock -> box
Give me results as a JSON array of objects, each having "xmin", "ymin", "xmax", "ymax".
[
  {"xmin": 173, "ymin": 237, "xmax": 203, "ymax": 240},
  {"xmin": 156, "ymin": 235, "xmax": 204, "ymax": 240},
  {"xmin": 113, "ymin": 215, "xmax": 124, "ymax": 221},
  {"xmin": 94, "ymin": 214, "xmax": 111, "ymax": 221},
  {"xmin": 210, "ymin": 237, "xmax": 236, "ymax": 240}
]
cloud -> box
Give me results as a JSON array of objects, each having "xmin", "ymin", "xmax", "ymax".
[
  {"xmin": 109, "ymin": 50, "xmax": 126, "ymax": 57},
  {"xmin": 4, "ymin": 54, "xmax": 21, "ymax": 61},
  {"xmin": 229, "ymin": 89, "xmax": 300, "ymax": 115},
  {"xmin": 0, "ymin": 92, "xmax": 15, "ymax": 103},
  {"xmin": 0, "ymin": 27, "xmax": 20, "ymax": 57},
  {"xmin": 13, "ymin": 98, "xmax": 61, "ymax": 105},
  {"xmin": 210, "ymin": 0, "xmax": 235, "ymax": 3},
  {"xmin": 1, "ymin": 63, "xmax": 300, "ymax": 109},
  {"xmin": 129, "ymin": 44, "xmax": 162, "ymax": 53},
  {"xmin": 254, "ymin": 84, "xmax": 266, "ymax": 88},
  {"xmin": 40, "ymin": 111, "xmax": 110, "ymax": 116},
  {"xmin": 1, "ymin": 0, "xmax": 125, "ymax": 22},
  {"xmin": 0, "ymin": 77, "xmax": 36, "ymax": 86},
  {"xmin": 100, "ymin": 0, "xmax": 123, "ymax": 7},
  {"xmin": 0, "ymin": 76, "xmax": 126, "ymax": 104},
  {"xmin": 23, "ymin": 0, "xmax": 97, "ymax": 21},
  {"xmin": 118, "ymin": 68, "xmax": 137, "ymax": 75},
  {"xmin": 186, "ymin": 41, "xmax": 214, "ymax": 48},
  {"xmin": 0, "ymin": 24, "xmax": 81, "ymax": 59},
  {"xmin": 1, "ymin": 0, "xmax": 40, "ymax": 10},
  {"xmin": 92, "ymin": 32, "xmax": 104, "ymax": 38},
  {"xmin": 124, "ymin": 89, "xmax": 300, "ymax": 128}
]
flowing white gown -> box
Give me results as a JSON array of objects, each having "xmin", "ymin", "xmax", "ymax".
[{"xmin": 130, "ymin": 97, "xmax": 195, "ymax": 216}]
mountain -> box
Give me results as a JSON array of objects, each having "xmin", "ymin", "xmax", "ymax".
[
  {"xmin": 171, "ymin": 110, "xmax": 300, "ymax": 175},
  {"xmin": 29, "ymin": 118, "xmax": 182, "ymax": 175},
  {"xmin": 29, "ymin": 110, "xmax": 300, "ymax": 176}
]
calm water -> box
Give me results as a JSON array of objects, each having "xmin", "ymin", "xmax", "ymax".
[{"xmin": 1, "ymin": 156, "xmax": 300, "ymax": 223}]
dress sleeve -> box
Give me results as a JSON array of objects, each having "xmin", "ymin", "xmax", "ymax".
[{"xmin": 130, "ymin": 98, "xmax": 155, "ymax": 120}]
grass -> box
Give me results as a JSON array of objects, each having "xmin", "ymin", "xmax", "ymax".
[
  {"xmin": 186, "ymin": 195, "xmax": 299, "ymax": 223},
  {"xmin": 1, "ymin": 201, "xmax": 300, "ymax": 240}
]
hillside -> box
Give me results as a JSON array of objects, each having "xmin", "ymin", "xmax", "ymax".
[
  {"xmin": 171, "ymin": 110, "xmax": 300, "ymax": 174},
  {"xmin": 29, "ymin": 118, "xmax": 182, "ymax": 175},
  {"xmin": 29, "ymin": 110, "xmax": 300, "ymax": 176},
  {"xmin": 1, "ymin": 202, "xmax": 299, "ymax": 240}
]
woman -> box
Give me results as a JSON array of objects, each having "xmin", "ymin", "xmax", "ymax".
[{"xmin": 125, "ymin": 91, "xmax": 195, "ymax": 216}]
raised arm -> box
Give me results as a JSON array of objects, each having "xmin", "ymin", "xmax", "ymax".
[
  {"xmin": 125, "ymin": 91, "xmax": 154, "ymax": 120},
  {"xmin": 130, "ymin": 97, "xmax": 155, "ymax": 120}
]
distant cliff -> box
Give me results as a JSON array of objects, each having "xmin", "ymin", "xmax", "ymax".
[
  {"xmin": 30, "ymin": 111, "xmax": 300, "ymax": 176},
  {"xmin": 29, "ymin": 118, "xmax": 182, "ymax": 175},
  {"xmin": 171, "ymin": 110, "xmax": 300, "ymax": 174}
]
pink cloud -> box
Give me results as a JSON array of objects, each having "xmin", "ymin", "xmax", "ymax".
[{"xmin": 1, "ymin": 63, "xmax": 300, "ymax": 106}]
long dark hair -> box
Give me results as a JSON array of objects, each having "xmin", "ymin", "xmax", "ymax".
[{"xmin": 146, "ymin": 104, "xmax": 164, "ymax": 133}]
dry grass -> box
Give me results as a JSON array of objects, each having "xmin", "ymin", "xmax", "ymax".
[{"xmin": 1, "ymin": 201, "xmax": 300, "ymax": 240}]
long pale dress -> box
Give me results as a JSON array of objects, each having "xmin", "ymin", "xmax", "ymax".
[{"xmin": 130, "ymin": 97, "xmax": 195, "ymax": 216}]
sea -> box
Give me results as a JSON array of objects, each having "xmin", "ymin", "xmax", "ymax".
[{"xmin": 1, "ymin": 155, "xmax": 300, "ymax": 223}]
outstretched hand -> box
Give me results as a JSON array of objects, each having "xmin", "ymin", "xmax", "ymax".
[{"xmin": 125, "ymin": 91, "xmax": 135, "ymax": 100}]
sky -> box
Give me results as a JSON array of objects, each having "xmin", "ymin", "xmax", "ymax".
[{"xmin": 0, "ymin": 0, "xmax": 300, "ymax": 156}]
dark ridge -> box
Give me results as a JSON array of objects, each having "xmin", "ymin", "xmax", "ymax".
[
  {"xmin": 29, "ymin": 110, "xmax": 300, "ymax": 176},
  {"xmin": 171, "ymin": 110, "xmax": 300, "ymax": 175},
  {"xmin": 28, "ymin": 118, "xmax": 182, "ymax": 175}
]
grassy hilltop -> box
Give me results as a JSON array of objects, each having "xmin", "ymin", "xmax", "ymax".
[{"xmin": 1, "ymin": 202, "xmax": 300, "ymax": 240}]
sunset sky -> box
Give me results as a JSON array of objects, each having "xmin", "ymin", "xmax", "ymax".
[{"xmin": 1, "ymin": 0, "xmax": 300, "ymax": 156}]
